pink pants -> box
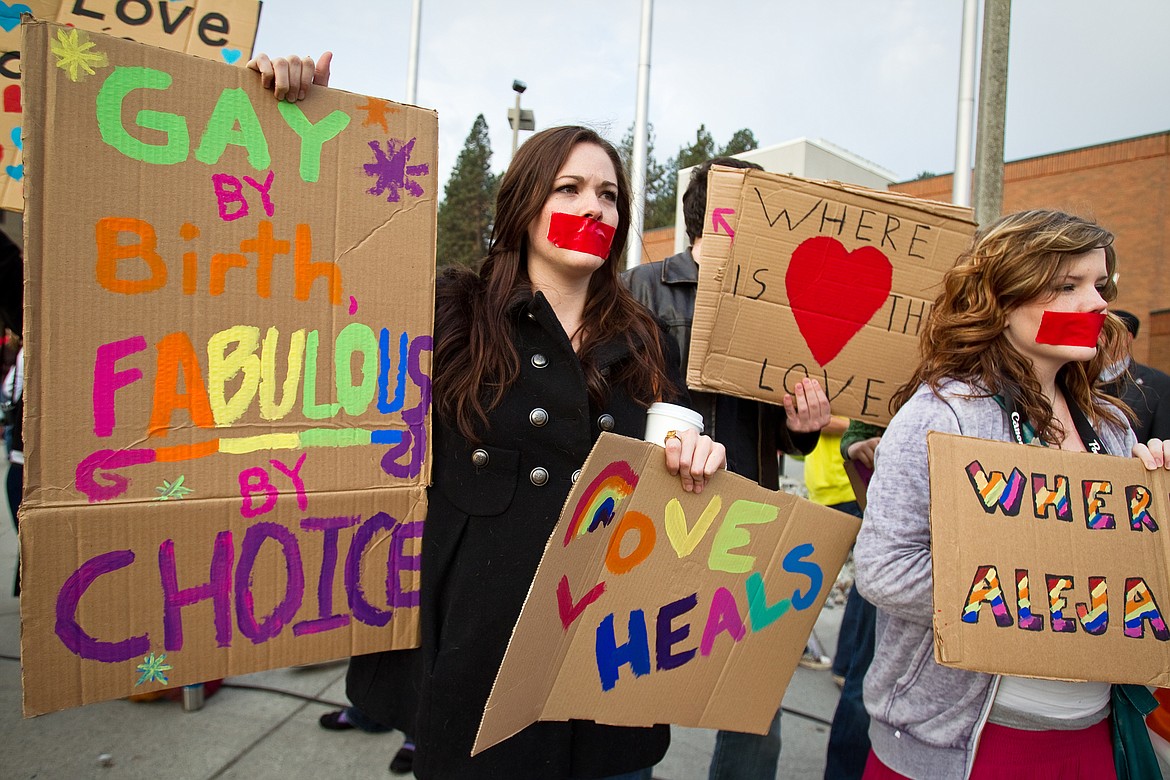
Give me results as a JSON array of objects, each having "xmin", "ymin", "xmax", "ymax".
[{"xmin": 862, "ymin": 719, "xmax": 1116, "ymax": 780}]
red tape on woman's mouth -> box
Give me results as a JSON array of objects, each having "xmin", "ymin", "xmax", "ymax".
[
  {"xmin": 1035, "ymin": 311, "xmax": 1106, "ymax": 347},
  {"xmin": 548, "ymin": 212, "xmax": 616, "ymax": 260}
]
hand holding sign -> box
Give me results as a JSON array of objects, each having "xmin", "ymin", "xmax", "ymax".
[{"xmin": 247, "ymin": 51, "xmax": 332, "ymax": 103}]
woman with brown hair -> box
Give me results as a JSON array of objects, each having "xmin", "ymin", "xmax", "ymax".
[
  {"xmin": 249, "ymin": 55, "xmax": 726, "ymax": 779},
  {"xmin": 853, "ymin": 209, "xmax": 1168, "ymax": 779}
]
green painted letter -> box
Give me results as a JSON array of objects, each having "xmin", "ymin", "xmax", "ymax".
[
  {"xmin": 334, "ymin": 323, "xmax": 378, "ymax": 416},
  {"xmin": 277, "ymin": 102, "xmax": 351, "ymax": 183},
  {"xmin": 708, "ymin": 500, "xmax": 779, "ymax": 574},
  {"xmin": 96, "ymin": 67, "xmax": 188, "ymax": 165},
  {"xmin": 195, "ymin": 88, "xmax": 271, "ymax": 170}
]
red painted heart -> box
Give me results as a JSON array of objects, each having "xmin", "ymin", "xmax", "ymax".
[
  {"xmin": 3, "ymin": 84, "xmax": 19, "ymax": 114},
  {"xmin": 785, "ymin": 236, "xmax": 892, "ymax": 365}
]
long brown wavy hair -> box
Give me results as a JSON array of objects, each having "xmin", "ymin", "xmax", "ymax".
[
  {"xmin": 891, "ymin": 209, "xmax": 1129, "ymax": 443},
  {"xmin": 433, "ymin": 126, "xmax": 676, "ymax": 440}
]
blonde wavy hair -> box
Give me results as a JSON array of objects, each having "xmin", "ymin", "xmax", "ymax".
[{"xmin": 892, "ymin": 209, "xmax": 1129, "ymax": 443}]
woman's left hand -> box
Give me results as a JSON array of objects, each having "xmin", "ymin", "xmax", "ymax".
[
  {"xmin": 664, "ymin": 429, "xmax": 727, "ymax": 494},
  {"xmin": 1133, "ymin": 439, "xmax": 1170, "ymax": 470}
]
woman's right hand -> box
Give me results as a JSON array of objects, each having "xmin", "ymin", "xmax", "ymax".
[{"xmin": 246, "ymin": 52, "xmax": 332, "ymax": 103}]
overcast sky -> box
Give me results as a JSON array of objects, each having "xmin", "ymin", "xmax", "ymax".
[{"xmin": 254, "ymin": 1, "xmax": 1170, "ymax": 192}]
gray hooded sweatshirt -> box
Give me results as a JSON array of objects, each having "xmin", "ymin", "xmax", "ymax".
[{"xmin": 854, "ymin": 379, "xmax": 1136, "ymax": 780}]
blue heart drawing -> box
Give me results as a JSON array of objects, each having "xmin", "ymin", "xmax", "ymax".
[
  {"xmin": 0, "ymin": 3, "xmax": 32, "ymax": 33},
  {"xmin": 5, "ymin": 164, "xmax": 22, "ymax": 181},
  {"xmin": 10, "ymin": 126, "xmax": 21, "ymax": 151},
  {"xmin": 221, "ymin": 48, "xmax": 242, "ymax": 65}
]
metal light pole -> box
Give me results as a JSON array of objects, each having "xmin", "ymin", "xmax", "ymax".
[
  {"xmin": 951, "ymin": 0, "xmax": 978, "ymax": 207},
  {"xmin": 627, "ymin": 0, "xmax": 654, "ymax": 269},
  {"xmin": 405, "ymin": 0, "xmax": 422, "ymax": 104},
  {"xmin": 509, "ymin": 80, "xmax": 534, "ymax": 160}
]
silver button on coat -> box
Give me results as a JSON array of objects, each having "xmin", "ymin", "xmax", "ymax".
[
  {"xmin": 598, "ymin": 413, "xmax": 615, "ymax": 431},
  {"xmin": 529, "ymin": 467, "xmax": 549, "ymax": 486},
  {"xmin": 531, "ymin": 353, "xmax": 548, "ymax": 368},
  {"xmin": 529, "ymin": 408, "xmax": 548, "ymax": 427},
  {"xmin": 471, "ymin": 449, "xmax": 489, "ymax": 467}
]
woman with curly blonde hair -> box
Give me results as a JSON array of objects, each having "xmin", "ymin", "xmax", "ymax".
[{"xmin": 853, "ymin": 209, "xmax": 1169, "ymax": 779}]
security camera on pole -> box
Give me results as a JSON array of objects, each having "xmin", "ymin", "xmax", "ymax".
[{"xmin": 509, "ymin": 79, "xmax": 535, "ymax": 160}]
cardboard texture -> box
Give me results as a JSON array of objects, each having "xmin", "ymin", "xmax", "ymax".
[
  {"xmin": 0, "ymin": 0, "xmax": 262, "ymax": 212},
  {"xmin": 688, "ymin": 168, "xmax": 976, "ymax": 426},
  {"xmin": 19, "ymin": 20, "xmax": 436, "ymax": 716},
  {"xmin": 929, "ymin": 432, "xmax": 1170, "ymax": 686},
  {"xmin": 474, "ymin": 432, "xmax": 860, "ymax": 755}
]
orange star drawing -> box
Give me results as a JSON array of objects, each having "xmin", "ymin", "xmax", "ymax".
[{"xmin": 358, "ymin": 97, "xmax": 398, "ymax": 133}]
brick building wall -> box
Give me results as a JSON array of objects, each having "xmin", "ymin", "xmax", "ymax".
[
  {"xmin": 891, "ymin": 131, "xmax": 1170, "ymax": 370},
  {"xmin": 632, "ymin": 225, "xmax": 677, "ymax": 266}
]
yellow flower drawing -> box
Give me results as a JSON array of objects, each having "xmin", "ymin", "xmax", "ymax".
[{"xmin": 50, "ymin": 28, "xmax": 109, "ymax": 82}]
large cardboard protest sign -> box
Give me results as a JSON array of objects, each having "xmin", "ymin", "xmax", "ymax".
[
  {"xmin": 930, "ymin": 433, "xmax": 1170, "ymax": 685},
  {"xmin": 688, "ymin": 169, "xmax": 976, "ymax": 426},
  {"xmin": 474, "ymin": 433, "xmax": 860, "ymax": 754},
  {"xmin": 0, "ymin": 0, "xmax": 262, "ymax": 211},
  {"xmin": 19, "ymin": 20, "xmax": 435, "ymax": 716}
]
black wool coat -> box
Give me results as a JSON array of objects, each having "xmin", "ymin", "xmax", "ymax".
[{"xmin": 393, "ymin": 283, "xmax": 672, "ymax": 779}]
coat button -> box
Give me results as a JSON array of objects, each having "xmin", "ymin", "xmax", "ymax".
[
  {"xmin": 531, "ymin": 353, "xmax": 548, "ymax": 368},
  {"xmin": 471, "ymin": 449, "xmax": 489, "ymax": 467},
  {"xmin": 571, "ymin": 469, "xmax": 582, "ymax": 484},
  {"xmin": 529, "ymin": 408, "xmax": 549, "ymax": 427},
  {"xmin": 529, "ymin": 467, "xmax": 549, "ymax": 486},
  {"xmin": 598, "ymin": 413, "xmax": 615, "ymax": 431}
]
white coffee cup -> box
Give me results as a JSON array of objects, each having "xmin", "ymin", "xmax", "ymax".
[{"xmin": 644, "ymin": 402, "xmax": 704, "ymax": 446}]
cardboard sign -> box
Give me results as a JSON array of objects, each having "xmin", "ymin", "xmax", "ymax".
[
  {"xmin": 0, "ymin": 0, "xmax": 262, "ymax": 212},
  {"xmin": 688, "ymin": 169, "xmax": 976, "ymax": 426},
  {"xmin": 929, "ymin": 432, "xmax": 1170, "ymax": 685},
  {"xmin": 19, "ymin": 20, "xmax": 436, "ymax": 716},
  {"xmin": 474, "ymin": 433, "xmax": 860, "ymax": 755}
]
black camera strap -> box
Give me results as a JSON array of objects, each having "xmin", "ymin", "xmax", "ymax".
[{"xmin": 995, "ymin": 383, "xmax": 1103, "ymax": 454}]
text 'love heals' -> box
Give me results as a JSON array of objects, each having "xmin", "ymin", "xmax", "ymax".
[
  {"xmin": 688, "ymin": 168, "xmax": 975, "ymax": 426},
  {"xmin": 473, "ymin": 434, "xmax": 860, "ymax": 755},
  {"xmin": 18, "ymin": 21, "xmax": 437, "ymax": 716}
]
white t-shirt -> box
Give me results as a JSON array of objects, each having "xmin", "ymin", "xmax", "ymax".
[{"xmin": 991, "ymin": 675, "xmax": 1111, "ymax": 729}]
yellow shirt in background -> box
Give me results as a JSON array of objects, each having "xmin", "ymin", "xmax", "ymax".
[{"xmin": 803, "ymin": 432, "xmax": 856, "ymax": 507}]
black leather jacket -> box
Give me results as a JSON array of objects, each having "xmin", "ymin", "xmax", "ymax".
[{"xmin": 624, "ymin": 249, "xmax": 818, "ymax": 489}]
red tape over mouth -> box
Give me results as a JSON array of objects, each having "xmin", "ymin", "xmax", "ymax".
[
  {"xmin": 548, "ymin": 212, "xmax": 616, "ymax": 260},
  {"xmin": 1034, "ymin": 311, "xmax": 1106, "ymax": 347}
]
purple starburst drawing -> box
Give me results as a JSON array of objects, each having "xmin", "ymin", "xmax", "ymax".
[{"xmin": 364, "ymin": 137, "xmax": 430, "ymax": 202}]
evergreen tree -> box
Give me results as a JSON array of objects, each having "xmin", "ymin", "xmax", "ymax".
[
  {"xmin": 621, "ymin": 123, "xmax": 674, "ymax": 230},
  {"xmin": 676, "ymin": 124, "xmax": 717, "ymax": 170},
  {"xmin": 621, "ymin": 123, "xmax": 761, "ymax": 231},
  {"xmin": 643, "ymin": 125, "xmax": 717, "ymax": 230},
  {"xmin": 436, "ymin": 115, "xmax": 497, "ymax": 268},
  {"xmin": 718, "ymin": 128, "xmax": 759, "ymax": 156}
]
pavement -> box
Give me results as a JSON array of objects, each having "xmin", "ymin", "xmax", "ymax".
[{"xmin": 1, "ymin": 459, "xmax": 850, "ymax": 780}]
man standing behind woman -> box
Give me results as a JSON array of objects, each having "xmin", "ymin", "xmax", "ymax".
[
  {"xmin": 855, "ymin": 210, "xmax": 1167, "ymax": 779},
  {"xmin": 625, "ymin": 156, "xmax": 831, "ymax": 780},
  {"xmin": 249, "ymin": 54, "xmax": 728, "ymax": 779}
]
